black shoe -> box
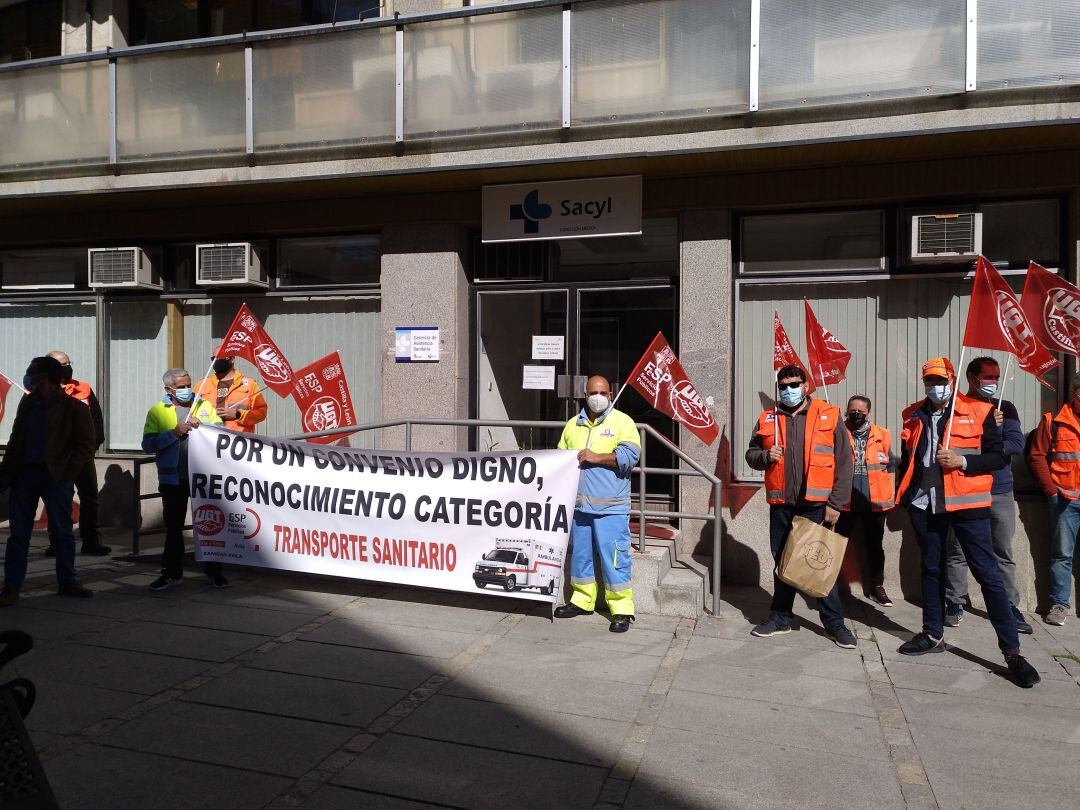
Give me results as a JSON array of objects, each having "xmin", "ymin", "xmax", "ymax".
[
  {"xmin": 207, "ymin": 573, "xmax": 230, "ymax": 589},
  {"xmin": 57, "ymin": 581, "xmax": 93, "ymax": 598},
  {"xmin": 554, "ymin": 603, "xmax": 593, "ymax": 619},
  {"xmin": 81, "ymin": 543, "xmax": 112, "ymax": 557},
  {"xmin": 751, "ymin": 611, "xmax": 792, "ymax": 638},
  {"xmin": 43, "ymin": 545, "xmax": 56, "ymax": 558},
  {"xmin": 1011, "ymin": 606, "xmax": 1033, "ymax": 635},
  {"xmin": 944, "ymin": 604, "xmax": 964, "ymax": 627},
  {"xmin": 826, "ymin": 624, "xmax": 858, "ymax": 650},
  {"xmin": 609, "ymin": 614, "xmax": 634, "ymax": 633},
  {"xmin": 149, "ymin": 574, "xmax": 183, "ymax": 591},
  {"xmin": 899, "ymin": 632, "xmax": 945, "ymax": 656},
  {"xmin": 868, "ymin": 585, "xmax": 893, "ymax": 607},
  {"xmin": 1004, "ymin": 653, "xmax": 1040, "ymax": 688}
]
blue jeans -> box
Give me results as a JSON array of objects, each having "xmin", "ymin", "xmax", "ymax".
[
  {"xmin": 908, "ymin": 506, "xmax": 1019, "ymax": 652},
  {"xmin": 1049, "ymin": 494, "xmax": 1080, "ymax": 608},
  {"xmin": 4, "ymin": 465, "xmax": 78, "ymax": 588},
  {"xmin": 769, "ymin": 503, "xmax": 846, "ymax": 629}
]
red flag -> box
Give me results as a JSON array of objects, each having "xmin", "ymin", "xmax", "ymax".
[
  {"xmin": 216, "ymin": 304, "xmax": 295, "ymax": 398},
  {"xmin": 626, "ymin": 332, "xmax": 718, "ymax": 445},
  {"xmin": 1021, "ymin": 261, "xmax": 1080, "ymax": 357},
  {"xmin": 803, "ymin": 299, "xmax": 851, "ymax": 387},
  {"xmin": 964, "ymin": 256, "xmax": 1058, "ymax": 388},
  {"xmin": 773, "ymin": 311, "xmax": 816, "ymax": 393},
  {"xmin": 291, "ymin": 351, "xmax": 358, "ymax": 445},
  {"xmin": 0, "ymin": 372, "xmax": 14, "ymax": 425}
]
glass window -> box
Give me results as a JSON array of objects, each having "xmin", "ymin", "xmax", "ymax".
[
  {"xmin": 740, "ymin": 211, "xmax": 885, "ymax": 274},
  {"xmin": 276, "ymin": 235, "xmax": 380, "ymax": 288},
  {"xmin": 0, "ymin": 248, "xmax": 86, "ymax": 289},
  {"xmin": 0, "ymin": 0, "xmax": 61, "ymax": 64},
  {"xmin": 733, "ymin": 277, "xmax": 1056, "ymax": 490},
  {"xmin": 130, "ymin": 0, "xmax": 200, "ymax": 45},
  {"xmin": 105, "ymin": 300, "xmax": 168, "ymax": 451},
  {"xmin": 552, "ymin": 218, "xmax": 679, "ymax": 282},
  {"xmin": 980, "ymin": 199, "xmax": 1060, "ymax": 270}
]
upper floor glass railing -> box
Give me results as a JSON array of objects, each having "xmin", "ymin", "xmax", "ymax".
[{"xmin": 0, "ymin": 0, "xmax": 1077, "ymax": 176}]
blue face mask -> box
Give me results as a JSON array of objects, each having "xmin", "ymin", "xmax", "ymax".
[
  {"xmin": 173, "ymin": 387, "xmax": 194, "ymax": 404},
  {"xmin": 22, "ymin": 374, "xmax": 34, "ymax": 391},
  {"xmin": 925, "ymin": 383, "xmax": 952, "ymax": 405},
  {"xmin": 778, "ymin": 386, "xmax": 805, "ymax": 407},
  {"xmin": 977, "ymin": 382, "xmax": 997, "ymax": 399}
]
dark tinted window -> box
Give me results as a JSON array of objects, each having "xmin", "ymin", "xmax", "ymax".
[
  {"xmin": 276, "ymin": 235, "xmax": 379, "ymax": 288},
  {"xmin": 0, "ymin": 0, "xmax": 61, "ymax": 64}
]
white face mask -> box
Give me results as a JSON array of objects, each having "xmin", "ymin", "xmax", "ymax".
[
  {"xmin": 977, "ymin": 382, "xmax": 998, "ymax": 398},
  {"xmin": 924, "ymin": 383, "xmax": 952, "ymax": 405},
  {"xmin": 172, "ymin": 386, "xmax": 194, "ymax": 404},
  {"xmin": 586, "ymin": 393, "xmax": 610, "ymax": 413}
]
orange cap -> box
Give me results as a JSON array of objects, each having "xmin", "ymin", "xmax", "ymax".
[{"xmin": 921, "ymin": 357, "xmax": 955, "ymax": 379}]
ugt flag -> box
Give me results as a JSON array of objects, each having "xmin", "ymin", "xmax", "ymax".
[
  {"xmin": 963, "ymin": 256, "xmax": 1058, "ymax": 388},
  {"xmin": 804, "ymin": 299, "xmax": 851, "ymax": 387},
  {"xmin": 292, "ymin": 351, "xmax": 358, "ymax": 445},
  {"xmin": 773, "ymin": 311, "xmax": 815, "ymax": 393},
  {"xmin": 0, "ymin": 371, "xmax": 15, "ymax": 425},
  {"xmin": 1021, "ymin": 261, "xmax": 1080, "ymax": 357},
  {"xmin": 217, "ymin": 304, "xmax": 295, "ymax": 398},
  {"xmin": 626, "ymin": 333, "xmax": 718, "ymax": 446}
]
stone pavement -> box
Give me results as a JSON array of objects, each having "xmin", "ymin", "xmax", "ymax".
[{"xmin": 3, "ymin": 532, "xmax": 1080, "ymax": 809}]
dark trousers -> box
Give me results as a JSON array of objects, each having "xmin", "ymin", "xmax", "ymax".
[
  {"xmin": 836, "ymin": 509, "xmax": 887, "ymax": 587},
  {"xmin": 160, "ymin": 483, "xmax": 222, "ymax": 579},
  {"xmin": 48, "ymin": 460, "xmax": 99, "ymax": 548},
  {"xmin": 769, "ymin": 503, "xmax": 846, "ymax": 628},
  {"xmin": 5, "ymin": 465, "xmax": 77, "ymax": 588},
  {"xmin": 907, "ymin": 506, "xmax": 1019, "ymax": 652}
]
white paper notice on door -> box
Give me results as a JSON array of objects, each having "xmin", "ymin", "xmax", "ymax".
[
  {"xmin": 531, "ymin": 335, "xmax": 565, "ymax": 360},
  {"xmin": 522, "ymin": 365, "xmax": 556, "ymax": 390}
]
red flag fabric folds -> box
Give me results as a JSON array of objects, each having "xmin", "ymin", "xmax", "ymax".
[
  {"xmin": 773, "ymin": 311, "xmax": 816, "ymax": 393},
  {"xmin": 0, "ymin": 372, "xmax": 13, "ymax": 425},
  {"xmin": 217, "ymin": 304, "xmax": 295, "ymax": 398},
  {"xmin": 292, "ymin": 351, "xmax": 358, "ymax": 445},
  {"xmin": 964, "ymin": 256, "xmax": 1058, "ymax": 387},
  {"xmin": 1021, "ymin": 261, "xmax": 1080, "ymax": 357},
  {"xmin": 803, "ymin": 299, "xmax": 851, "ymax": 387},
  {"xmin": 626, "ymin": 332, "xmax": 718, "ymax": 445}
]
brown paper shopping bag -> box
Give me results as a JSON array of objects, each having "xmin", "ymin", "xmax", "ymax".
[{"xmin": 776, "ymin": 515, "xmax": 849, "ymax": 599}]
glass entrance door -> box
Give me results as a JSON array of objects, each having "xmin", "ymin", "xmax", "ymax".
[{"xmin": 476, "ymin": 289, "xmax": 569, "ymax": 451}]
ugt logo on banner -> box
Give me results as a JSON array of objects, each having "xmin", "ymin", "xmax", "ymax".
[{"xmin": 291, "ymin": 351, "xmax": 358, "ymax": 444}]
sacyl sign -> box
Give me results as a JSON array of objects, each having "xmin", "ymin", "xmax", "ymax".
[{"xmin": 482, "ymin": 176, "xmax": 642, "ymax": 243}]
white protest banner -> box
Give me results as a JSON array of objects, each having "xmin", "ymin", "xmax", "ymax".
[{"xmin": 188, "ymin": 426, "xmax": 580, "ymax": 604}]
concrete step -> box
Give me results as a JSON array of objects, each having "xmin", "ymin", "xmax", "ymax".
[{"xmin": 629, "ymin": 535, "xmax": 711, "ymax": 618}]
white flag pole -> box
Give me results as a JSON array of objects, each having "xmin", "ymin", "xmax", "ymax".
[
  {"xmin": 997, "ymin": 353, "xmax": 1013, "ymax": 412},
  {"xmin": 185, "ymin": 359, "xmax": 217, "ymax": 425},
  {"xmin": 942, "ymin": 346, "xmax": 967, "ymax": 451},
  {"xmin": 0, "ymin": 369, "xmax": 29, "ymax": 395},
  {"xmin": 817, "ymin": 365, "xmax": 830, "ymax": 404},
  {"xmin": 610, "ymin": 381, "xmax": 629, "ymax": 408}
]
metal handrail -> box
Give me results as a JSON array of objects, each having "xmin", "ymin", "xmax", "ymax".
[{"xmin": 286, "ymin": 416, "xmax": 723, "ymax": 614}]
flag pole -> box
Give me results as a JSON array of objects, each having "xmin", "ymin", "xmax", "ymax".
[
  {"xmin": 186, "ymin": 359, "xmax": 217, "ymax": 425},
  {"xmin": 997, "ymin": 353, "xmax": 1012, "ymax": 412},
  {"xmin": 773, "ymin": 380, "xmax": 780, "ymax": 445},
  {"xmin": 610, "ymin": 381, "xmax": 629, "ymax": 408},
  {"xmin": 0, "ymin": 369, "xmax": 29, "ymax": 395},
  {"xmin": 942, "ymin": 346, "xmax": 967, "ymax": 451},
  {"xmin": 817, "ymin": 365, "xmax": 830, "ymax": 404}
]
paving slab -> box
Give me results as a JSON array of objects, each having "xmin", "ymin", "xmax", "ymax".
[
  {"xmin": 13, "ymin": 643, "xmax": 209, "ymax": 695},
  {"xmin": 897, "ymin": 687, "xmax": 1080, "ymax": 744},
  {"xmin": 250, "ymin": 639, "xmax": 441, "ymax": 690},
  {"xmin": 508, "ymin": 611, "xmax": 677, "ymax": 657},
  {"xmin": 335, "ymin": 595, "xmax": 509, "ymax": 635},
  {"xmin": 679, "ymin": 634, "xmax": 867, "ymax": 682},
  {"xmin": 11, "ymin": 589, "xmax": 163, "ymax": 619},
  {"xmin": 884, "ymin": 658, "xmax": 1080, "ymax": 709},
  {"xmin": 72, "ymin": 620, "xmax": 268, "ymax": 663},
  {"xmin": 634, "ymin": 725, "xmax": 904, "ymax": 809},
  {"xmin": 302, "ymin": 617, "xmax": 482, "ymax": 659},
  {"xmin": 672, "ymin": 659, "xmax": 877, "ymax": 718},
  {"xmin": 182, "ymin": 666, "xmax": 406, "ymax": 727},
  {"xmin": 25, "ymin": 681, "xmax": 145, "ymax": 735},
  {"xmin": 0, "ymin": 604, "xmax": 118, "ymax": 641},
  {"xmin": 926, "ymin": 770, "xmax": 1080, "ymax": 810},
  {"xmin": 395, "ymin": 693, "xmax": 630, "ymax": 767},
  {"xmin": 98, "ymin": 700, "xmax": 355, "ymax": 778},
  {"xmin": 333, "ymin": 732, "xmax": 606, "ymax": 809},
  {"xmin": 658, "ymin": 687, "xmax": 888, "ymax": 761},
  {"xmin": 296, "ymin": 784, "xmax": 448, "ymax": 809},
  {"xmin": 140, "ymin": 599, "xmax": 316, "ymax": 636},
  {"xmin": 188, "ymin": 586, "xmax": 363, "ymax": 614},
  {"xmin": 43, "ymin": 744, "xmax": 291, "ymax": 810},
  {"xmin": 624, "ymin": 772, "xmax": 787, "ymax": 810}
]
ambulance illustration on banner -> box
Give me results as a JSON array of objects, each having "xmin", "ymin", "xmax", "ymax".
[{"xmin": 473, "ymin": 538, "xmax": 563, "ymax": 595}]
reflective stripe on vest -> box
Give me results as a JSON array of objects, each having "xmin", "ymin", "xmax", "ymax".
[
  {"xmin": 845, "ymin": 424, "xmax": 895, "ymax": 513},
  {"xmin": 1056, "ymin": 452, "xmax": 1080, "ymax": 461},
  {"xmin": 1047, "ymin": 407, "xmax": 1080, "ymax": 498},
  {"xmin": 757, "ymin": 399, "xmax": 840, "ymax": 505}
]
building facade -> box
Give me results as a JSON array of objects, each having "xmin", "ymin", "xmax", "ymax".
[{"xmin": 0, "ymin": 0, "xmax": 1077, "ymax": 610}]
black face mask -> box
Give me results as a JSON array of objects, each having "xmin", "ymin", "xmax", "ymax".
[
  {"xmin": 212, "ymin": 358, "xmax": 233, "ymax": 376},
  {"xmin": 59, "ymin": 364, "xmax": 73, "ymax": 381},
  {"xmin": 846, "ymin": 412, "xmax": 867, "ymax": 430}
]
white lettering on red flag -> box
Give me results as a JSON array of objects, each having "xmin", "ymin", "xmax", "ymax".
[
  {"xmin": 216, "ymin": 304, "xmax": 295, "ymax": 397},
  {"xmin": 773, "ymin": 311, "xmax": 816, "ymax": 393},
  {"xmin": 626, "ymin": 332, "xmax": 718, "ymax": 445},
  {"xmin": 803, "ymin": 299, "xmax": 851, "ymax": 387},
  {"xmin": 1021, "ymin": 261, "xmax": 1080, "ymax": 357},
  {"xmin": 291, "ymin": 351, "xmax": 358, "ymax": 445}
]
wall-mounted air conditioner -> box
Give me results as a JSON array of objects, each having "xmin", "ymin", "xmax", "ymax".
[
  {"xmin": 910, "ymin": 213, "xmax": 983, "ymax": 263},
  {"xmin": 195, "ymin": 242, "xmax": 267, "ymax": 287},
  {"xmin": 88, "ymin": 247, "xmax": 161, "ymax": 289}
]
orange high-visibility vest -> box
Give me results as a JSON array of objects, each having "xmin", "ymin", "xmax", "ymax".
[
  {"xmin": 62, "ymin": 379, "xmax": 93, "ymax": 405},
  {"xmin": 845, "ymin": 423, "xmax": 895, "ymax": 512},
  {"xmin": 755, "ymin": 397, "xmax": 840, "ymax": 505},
  {"xmin": 896, "ymin": 393, "xmax": 994, "ymax": 511},
  {"xmin": 196, "ymin": 372, "xmax": 267, "ymax": 434},
  {"xmin": 1043, "ymin": 405, "xmax": 1080, "ymax": 499}
]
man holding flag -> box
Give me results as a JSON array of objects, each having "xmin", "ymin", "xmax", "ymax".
[{"xmin": 196, "ymin": 354, "xmax": 267, "ymax": 434}]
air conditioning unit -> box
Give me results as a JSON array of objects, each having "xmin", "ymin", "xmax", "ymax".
[
  {"xmin": 910, "ymin": 213, "xmax": 983, "ymax": 263},
  {"xmin": 87, "ymin": 247, "xmax": 161, "ymax": 289},
  {"xmin": 195, "ymin": 242, "xmax": 267, "ymax": 287}
]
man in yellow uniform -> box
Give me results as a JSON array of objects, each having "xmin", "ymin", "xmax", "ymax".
[
  {"xmin": 195, "ymin": 355, "xmax": 267, "ymax": 433},
  {"xmin": 555, "ymin": 375, "xmax": 640, "ymax": 633}
]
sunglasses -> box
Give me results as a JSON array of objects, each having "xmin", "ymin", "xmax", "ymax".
[{"xmin": 777, "ymin": 381, "xmax": 804, "ymax": 390}]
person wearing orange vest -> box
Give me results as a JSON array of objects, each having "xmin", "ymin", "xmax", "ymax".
[
  {"xmin": 45, "ymin": 351, "xmax": 112, "ymax": 557},
  {"xmin": 894, "ymin": 357, "xmax": 1038, "ymax": 687},
  {"xmin": 195, "ymin": 355, "xmax": 267, "ymax": 434},
  {"xmin": 836, "ymin": 395, "xmax": 894, "ymax": 607},
  {"xmin": 1027, "ymin": 372, "xmax": 1080, "ymax": 627},
  {"xmin": 745, "ymin": 364, "xmax": 857, "ymax": 650}
]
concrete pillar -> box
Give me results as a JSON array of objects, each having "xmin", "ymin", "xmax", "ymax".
[
  {"xmin": 380, "ymin": 224, "xmax": 470, "ymax": 453},
  {"xmin": 677, "ymin": 211, "xmax": 733, "ymax": 561},
  {"xmin": 63, "ymin": 0, "xmax": 128, "ymax": 55}
]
